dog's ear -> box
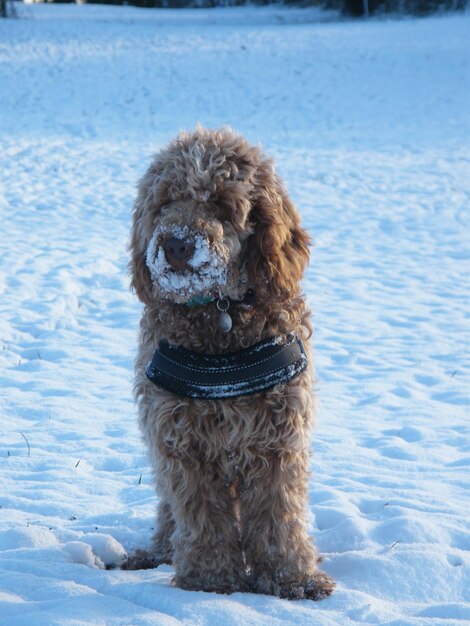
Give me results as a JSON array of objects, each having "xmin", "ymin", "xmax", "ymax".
[
  {"xmin": 129, "ymin": 200, "xmax": 152, "ymax": 306},
  {"xmin": 129, "ymin": 161, "xmax": 166, "ymax": 306},
  {"xmin": 247, "ymin": 159, "xmax": 310, "ymax": 302}
]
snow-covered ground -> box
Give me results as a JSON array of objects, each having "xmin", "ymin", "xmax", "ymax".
[{"xmin": 1, "ymin": 4, "xmax": 469, "ymax": 625}]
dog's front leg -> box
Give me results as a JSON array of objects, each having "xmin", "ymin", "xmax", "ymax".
[
  {"xmin": 167, "ymin": 456, "xmax": 248, "ymax": 594},
  {"xmin": 150, "ymin": 499, "xmax": 175, "ymax": 563},
  {"xmin": 241, "ymin": 451, "xmax": 335, "ymax": 600}
]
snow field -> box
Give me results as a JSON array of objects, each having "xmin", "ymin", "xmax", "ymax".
[{"xmin": 0, "ymin": 4, "xmax": 469, "ymax": 625}]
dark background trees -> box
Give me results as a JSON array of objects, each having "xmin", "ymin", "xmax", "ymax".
[
  {"xmin": 341, "ymin": 0, "xmax": 467, "ymax": 16},
  {"xmin": 20, "ymin": 0, "xmax": 468, "ymax": 16},
  {"xmin": 0, "ymin": 0, "xmax": 16, "ymax": 18}
]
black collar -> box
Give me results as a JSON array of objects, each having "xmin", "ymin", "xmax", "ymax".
[
  {"xmin": 185, "ymin": 288, "xmax": 256, "ymax": 308},
  {"xmin": 146, "ymin": 333, "xmax": 308, "ymax": 399}
]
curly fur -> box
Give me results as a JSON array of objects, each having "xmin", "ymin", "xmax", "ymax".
[{"xmin": 122, "ymin": 126, "xmax": 335, "ymax": 600}]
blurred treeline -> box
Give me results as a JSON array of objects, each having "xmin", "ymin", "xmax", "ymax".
[{"xmin": 30, "ymin": 0, "xmax": 469, "ymax": 16}]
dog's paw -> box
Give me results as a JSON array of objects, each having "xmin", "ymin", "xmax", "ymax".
[
  {"xmin": 121, "ymin": 549, "xmax": 170, "ymax": 570},
  {"xmin": 250, "ymin": 570, "xmax": 335, "ymax": 600},
  {"xmin": 279, "ymin": 572, "xmax": 335, "ymax": 601}
]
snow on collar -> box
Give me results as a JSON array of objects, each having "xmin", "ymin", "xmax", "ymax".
[{"xmin": 145, "ymin": 333, "xmax": 308, "ymax": 399}]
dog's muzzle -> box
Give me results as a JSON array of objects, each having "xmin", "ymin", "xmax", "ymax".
[{"xmin": 146, "ymin": 224, "xmax": 230, "ymax": 303}]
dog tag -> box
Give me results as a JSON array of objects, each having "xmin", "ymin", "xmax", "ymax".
[
  {"xmin": 217, "ymin": 298, "xmax": 232, "ymax": 333},
  {"xmin": 219, "ymin": 311, "xmax": 233, "ymax": 333}
]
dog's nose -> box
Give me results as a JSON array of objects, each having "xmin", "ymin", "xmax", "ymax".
[{"xmin": 163, "ymin": 236, "xmax": 195, "ymax": 269}]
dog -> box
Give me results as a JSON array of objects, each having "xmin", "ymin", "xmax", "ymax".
[{"xmin": 122, "ymin": 126, "xmax": 334, "ymax": 600}]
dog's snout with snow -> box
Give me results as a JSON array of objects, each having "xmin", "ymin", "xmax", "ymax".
[{"xmin": 144, "ymin": 206, "xmax": 247, "ymax": 305}]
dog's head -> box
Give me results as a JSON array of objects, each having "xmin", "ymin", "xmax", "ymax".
[{"xmin": 130, "ymin": 126, "xmax": 310, "ymax": 308}]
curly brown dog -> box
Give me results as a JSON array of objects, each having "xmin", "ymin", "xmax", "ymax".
[{"xmin": 122, "ymin": 126, "xmax": 335, "ymax": 601}]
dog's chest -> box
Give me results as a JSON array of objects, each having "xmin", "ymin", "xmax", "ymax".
[{"xmin": 157, "ymin": 387, "xmax": 308, "ymax": 467}]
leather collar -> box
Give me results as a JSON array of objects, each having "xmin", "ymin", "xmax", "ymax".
[{"xmin": 185, "ymin": 288, "xmax": 255, "ymax": 308}]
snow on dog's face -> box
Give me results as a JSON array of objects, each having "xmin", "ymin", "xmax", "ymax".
[
  {"xmin": 129, "ymin": 127, "xmax": 310, "ymax": 308},
  {"xmin": 144, "ymin": 201, "xmax": 249, "ymax": 305}
]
